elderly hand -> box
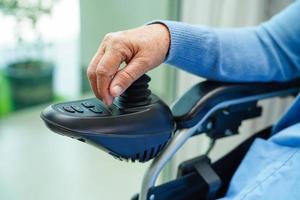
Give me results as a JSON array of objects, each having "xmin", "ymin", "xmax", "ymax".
[{"xmin": 87, "ymin": 24, "xmax": 170, "ymax": 105}]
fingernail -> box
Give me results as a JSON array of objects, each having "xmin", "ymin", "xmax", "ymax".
[{"xmin": 112, "ymin": 85, "xmax": 123, "ymax": 97}]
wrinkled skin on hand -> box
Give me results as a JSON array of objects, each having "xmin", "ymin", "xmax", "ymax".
[{"xmin": 87, "ymin": 24, "xmax": 170, "ymax": 105}]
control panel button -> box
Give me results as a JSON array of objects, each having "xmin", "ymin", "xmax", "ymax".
[
  {"xmin": 89, "ymin": 107, "xmax": 103, "ymax": 114},
  {"xmin": 71, "ymin": 105, "xmax": 84, "ymax": 113},
  {"xmin": 82, "ymin": 101, "xmax": 95, "ymax": 108},
  {"xmin": 63, "ymin": 106, "xmax": 75, "ymax": 113}
]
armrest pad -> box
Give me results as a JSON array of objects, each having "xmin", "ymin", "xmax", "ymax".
[{"xmin": 172, "ymin": 78, "xmax": 300, "ymax": 128}]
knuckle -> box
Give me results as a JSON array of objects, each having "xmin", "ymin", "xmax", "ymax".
[
  {"xmin": 110, "ymin": 41, "xmax": 122, "ymax": 50},
  {"xmin": 104, "ymin": 33, "xmax": 113, "ymax": 41},
  {"xmin": 96, "ymin": 67, "xmax": 109, "ymax": 76},
  {"xmin": 110, "ymin": 35, "xmax": 122, "ymax": 45},
  {"xmin": 105, "ymin": 32, "xmax": 124, "ymax": 44},
  {"xmin": 120, "ymin": 70, "xmax": 135, "ymax": 84},
  {"xmin": 137, "ymin": 58, "xmax": 151, "ymax": 67},
  {"xmin": 112, "ymin": 43, "xmax": 131, "ymax": 60},
  {"xmin": 110, "ymin": 45, "xmax": 127, "ymax": 60},
  {"xmin": 110, "ymin": 41, "xmax": 124, "ymax": 53},
  {"xmin": 104, "ymin": 32, "xmax": 121, "ymax": 43},
  {"xmin": 104, "ymin": 32, "xmax": 130, "ymax": 59},
  {"xmin": 87, "ymin": 69, "xmax": 96, "ymax": 80}
]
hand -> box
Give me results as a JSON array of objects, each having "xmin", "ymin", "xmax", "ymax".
[{"xmin": 87, "ymin": 24, "xmax": 170, "ymax": 105}]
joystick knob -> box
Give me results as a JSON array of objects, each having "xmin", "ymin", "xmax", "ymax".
[{"xmin": 114, "ymin": 74, "xmax": 152, "ymax": 108}]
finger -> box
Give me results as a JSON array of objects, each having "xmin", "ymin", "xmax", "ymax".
[
  {"xmin": 87, "ymin": 47, "xmax": 105, "ymax": 99},
  {"xmin": 96, "ymin": 50, "xmax": 124, "ymax": 105},
  {"xmin": 110, "ymin": 59, "xmax": 147, "ymax": 97}
]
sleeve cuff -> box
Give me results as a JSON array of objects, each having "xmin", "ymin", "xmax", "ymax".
[
  {"xmin": 146, "ymin": 20, "xmax": 219, "ymax": 78},
  {"xmin": 147, "ymin": 20, "xmax": 192, "ymax": 64}
]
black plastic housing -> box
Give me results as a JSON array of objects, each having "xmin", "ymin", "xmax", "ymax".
[{"xmin": 41, "ymin": 95, "xmax": 175, "ymax": 162}]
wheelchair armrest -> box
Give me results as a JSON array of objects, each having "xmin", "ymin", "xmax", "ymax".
[{"xmin": 172, "ymin": 78, "xmax": 300, "ymax": 129}]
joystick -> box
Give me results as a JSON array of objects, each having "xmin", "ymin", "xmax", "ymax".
[
  {"xmin": 41, "ymin": 74, "xmax": 175, "ymax": 162},
  {"xmin": 114, "ymin": 75, "xmax": 151, "ymax": 108}
]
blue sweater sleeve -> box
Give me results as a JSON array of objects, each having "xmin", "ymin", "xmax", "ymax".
[{"xmin": 155, "ymin": 0, "xmax": 300, "ymax": 82}]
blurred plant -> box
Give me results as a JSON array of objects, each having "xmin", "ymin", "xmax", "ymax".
[
  {"xmin": 0, "ymin": 0, "xmax": 58, "ymax": 111},
  {"xmin": 0, "ymin": 0, "xmax": 58, "ymax": 42}
]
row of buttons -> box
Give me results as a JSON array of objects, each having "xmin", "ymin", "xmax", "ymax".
[{"xmin": 62, "ymin": 101, "xmax": 103, "ymax": 114}]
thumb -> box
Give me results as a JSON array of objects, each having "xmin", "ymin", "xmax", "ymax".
[{"xmin": 110, "ymin": 60, "xmax": 147, "ymax": 97}]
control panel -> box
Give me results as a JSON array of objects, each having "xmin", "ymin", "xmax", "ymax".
[{"xmin": 41, "ymin": 74, "xmax": 175, "ymax": 162}]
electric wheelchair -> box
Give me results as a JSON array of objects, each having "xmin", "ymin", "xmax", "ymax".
[{"xmin": 41, "ymin": 74, "xmax": 300, "ymax": 200}]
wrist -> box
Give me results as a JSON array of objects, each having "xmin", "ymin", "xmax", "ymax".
[{"xmin": 147, "ymin": 23, "xmax": 171, "ymax": 59}]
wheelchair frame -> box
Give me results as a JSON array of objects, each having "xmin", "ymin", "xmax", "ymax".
[{"xmin": 137, "ymin": 79, "xmax": 300, "ymax": 200}]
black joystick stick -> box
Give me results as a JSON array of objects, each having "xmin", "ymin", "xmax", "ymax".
[
  {"xmin": 114, "ymin": 75, "xmax": 152, "ymax": 108},
  {"xmin": 41, "ymin": 74, "xmax": 175, "ymax": 162}
]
